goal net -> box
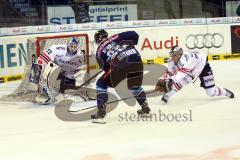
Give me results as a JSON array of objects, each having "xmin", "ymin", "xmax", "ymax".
[{"xmin": 0, "ymin": 33, "xmax": 96, "ymax": 102}]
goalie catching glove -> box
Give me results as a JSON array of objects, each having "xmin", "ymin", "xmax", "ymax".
[{"xmin": 155, "ymin": 78, "xmax": 173, "ymax": 93}]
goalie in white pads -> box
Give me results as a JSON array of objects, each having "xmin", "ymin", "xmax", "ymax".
[
  {"xmin": 32, "ymin": 37, "xmax": 90, "ymax": 104},
  {"xmin": 155, "ymin": 46, "xmax": 234, "ymax": 103}
]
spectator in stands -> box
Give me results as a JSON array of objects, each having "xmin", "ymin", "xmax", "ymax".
[
  {"xmin": 163, "ymin": 0, "xmax": 176, "ymax": 19},
  {"xmin": 69, "ymin": 0, "xmax": 90, "ymax": 23}
]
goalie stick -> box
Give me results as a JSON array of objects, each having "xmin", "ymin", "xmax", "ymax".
[{"xmin": 68, "ymin": 89, "xmax": 161, "ymax": 112}]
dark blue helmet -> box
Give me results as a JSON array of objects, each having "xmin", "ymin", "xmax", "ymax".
[
  {"xmin": 70, "ymin": 36, "xmax": 79, "ymax": 45},
  {"xmin": 94, "ymin": 29, "xmax": 108, "ymax": 44}
]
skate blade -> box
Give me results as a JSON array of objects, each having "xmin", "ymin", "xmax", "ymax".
[
  {"xmin": 91, "ymin": 118, "xmax": 106, "ymax": 124},
  {"xmin": 138, "ymin": 113, "xmax": 152, "ymax": 118}
]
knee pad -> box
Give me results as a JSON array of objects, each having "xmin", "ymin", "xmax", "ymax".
[{"xmin": 205, "ymin": 87, "xmax": 217, "ymax": 97}]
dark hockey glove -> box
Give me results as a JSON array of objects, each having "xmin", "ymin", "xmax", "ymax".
[{"xmin": 155, "ymin": 79, "xmax": 173, "ymax": 93}]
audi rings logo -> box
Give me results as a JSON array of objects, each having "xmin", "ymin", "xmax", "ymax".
[{"xmin": 185, "ymin": 33, "xmax": 224, "ymax": 49}]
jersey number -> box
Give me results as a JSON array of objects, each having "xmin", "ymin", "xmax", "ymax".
[
  {"xmin": 189, "ymin": 50, "xmax": 199, "ymax": 59},
  {"xmin": 46, "ymin": 49, "xmax": 52, "ymax": 55}
]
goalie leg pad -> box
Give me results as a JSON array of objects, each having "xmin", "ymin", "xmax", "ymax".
[
  {"xmin": 48, "ymin": 67, "xmax": 61, "ymax": 93},
  {"xmin": 39, "ymin": 80, "xmax": 55, "ymax": 100},
  {"xmin": 39, "ymin": 62, "xmax": 61, "ymax": 95},
  {"xmin": 36, "ymin": 62, "xmax": 60, "ymax": 104}
]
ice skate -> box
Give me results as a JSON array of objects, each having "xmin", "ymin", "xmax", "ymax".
[
  {"xmin": 137, "ymin": 101, "xmax": 151, "ymax": 117},
  {"xmin": 34, "ymin": 94, "xmax": 52, "ymax": 105},
  {"xmin": 91, "ymin": 104, "xmax": 106, "ymax": 124},
  {"xmin": 161, "ymin": 96, "xmax": 168, "ymax": 104},
  {"xmin": 225, "ymin": 88, "xmax": 234, "ymax": 98}
]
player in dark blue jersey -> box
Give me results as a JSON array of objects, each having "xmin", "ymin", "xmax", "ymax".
[{"xmin": 91, "ymin": 29, "xmax": 151, "ymax": 123}]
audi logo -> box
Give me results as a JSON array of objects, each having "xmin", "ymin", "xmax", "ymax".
[{"xmin": 185, "ymin": 33, "xmax": 224, "ymax": 49}]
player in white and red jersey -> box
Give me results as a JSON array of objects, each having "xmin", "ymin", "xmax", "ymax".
[
  {"xmin": 34, "ymin": 37, "xmax": 87, "ymax": 104},
  {"xmin": 155, "ymin": 46, "xmax": 234, "ymax": 103},
  {"xmin": 37, "ymin": 37, "xmax": 86, "ymax": 81}
]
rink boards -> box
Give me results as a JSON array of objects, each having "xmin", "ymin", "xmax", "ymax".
[{"xmin": 1, "ymin": 18, "xmax": 240, "ymax": 83}]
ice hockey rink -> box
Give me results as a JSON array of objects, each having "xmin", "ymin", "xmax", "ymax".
[{"xmin": 0, "ymin": 60, "xmax": 239, "ymax": 160}]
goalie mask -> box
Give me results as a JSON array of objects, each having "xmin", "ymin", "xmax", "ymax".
[
  {"xmin": 68, "ymin": 36, "xmax": 79, "ymax": 54},
  {"xmin": 94, "ymin": 29, "xmax": 108, "ymax": 45}
]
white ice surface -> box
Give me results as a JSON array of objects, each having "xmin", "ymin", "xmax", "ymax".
[{"xmin": 0, "ymin": 60, "xmax": 240, "ymax": 160}]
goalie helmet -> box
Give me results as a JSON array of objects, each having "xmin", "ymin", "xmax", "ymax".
[
  {"xmin": 169, "ymin": 46, "xmax": 183, "ymax": 57},
  {"xmin": 68, "ymin": 36, "xmax": 79, "ymax": 54},
  {"xmin": 94, "ymin": 29, "xmax": 108, "ymax": 44}
]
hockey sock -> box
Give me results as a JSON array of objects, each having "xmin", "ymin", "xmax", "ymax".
[
  {"xmin": 129, "ymin": 86, "xmax": 147, "ymax": 106},
  {"xmin": 205, "ymin": 86, "xmax": 228, "ymax": 97},
  {"xmin": 216, "ymin": 87, "xmax": 227, "ymax": 96},
  {"xmin": 96, "ymin": 78, "xmax": 109, "ymax": 107},
  {"xmin": 97, "ymin": 91, "xmax": 108, "ymax": 106}
]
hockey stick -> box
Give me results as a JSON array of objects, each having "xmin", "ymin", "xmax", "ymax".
[
  {"xmin": 69, "ymin": 89, "xmax": 160, "ymax": 112},
  {"xmin": 75, "ymin": 70, "xmax": 103, "ymax": 89}
]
